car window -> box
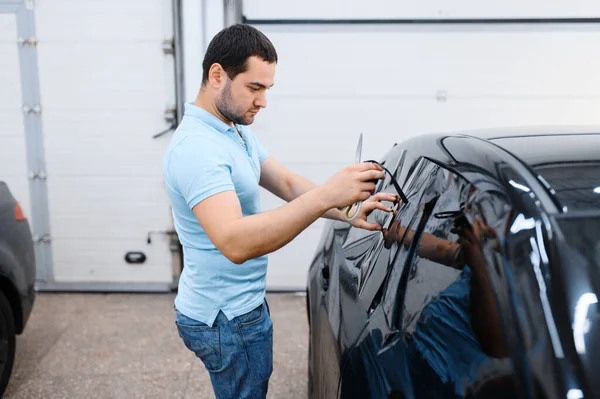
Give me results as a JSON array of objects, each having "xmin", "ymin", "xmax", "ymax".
[
  {"xmin": 399, "ymin": 170, "xmax": 467, "ymax": 333},
  {"xmin": 339, "ymin": 147, "xmax": 414, "ymax": 301},
  {"xmin": 355, "ymin": 148, "xmax": 420, "ymax": 301},
  {"xmin": 397, "ymin": 170, "xmax": 517, "ymax": 398},
  {"xmin": 363, "ymin": 158, "xmax": 445, "ymax": 325}
]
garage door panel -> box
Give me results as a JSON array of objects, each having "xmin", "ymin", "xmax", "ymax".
[
  {"xmin": 1, "ymin": 1, "xmax": 175, "ymax": 288},
  {"xmin": 43, "ymin": 113, "xmax": 168, "ymax": 177},
  {"xmin": 35, "ymin": 0, "xmax": 170, "ymax": 42},
  {"xmin": 49, "ymin": 187, "xmax": 171, "ymax": 241},
  {"xmin": 255, "ymin": 96, "xmax": 600, "ymax": 162},
  {"xmin": 244, "ymin": 0, "xmax": 600, "ymax": 20},
  {"xmin": 41, "ymin": 110, "xmax": 168, "ymax": 140},
  {"xmin": 266, "ymin": 226, "xmax": 323, "ymax": 289},
  {"xmin": 52, "ymin": 238, "xmax": 172, "ymax": 283},
  {"xmin": 0, "ymin": 57, "xmax": 20, "ymax": 110},
  {"xmin": 244, "ymin": 6, "xmax": 600, "ymax": 291},
  {"xmin": 0, "ymin": 135, "xmax": 28, "ymax": 179},
  {"xmin": 37, "ymin": 43, "xmax": 168, "ymax": 110},
  {"xmin": 265, "ymin": 28, "xmax": 600, "ymax": 98},
  {"xmin": 45, "ymin": 147, "xmax": 166, "ymax": 177},
  {"xmin": 50, "ymin": 210, "xmax": 170, "ymax": 241},
  {"xmin": 46, "ymin": 175, "xmax": 169, "ymax": 211},
  {"xmin": 0, "ymin": 13, "xmax": 15, "ymax": 40}
]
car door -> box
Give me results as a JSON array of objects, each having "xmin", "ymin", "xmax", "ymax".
[
  {"xmin": 391, "ymin": 171, "xmax": 520, "ymax": 399},
  {"xmin": 333, "ymin": 146, "xmax": 417, "ymax": 351},
  {"xmin": 339, "ymin": 157, "xmax": 447, "ymax": 398},
  {"xmin": 340, "ymin": 160, "xmax": 516, "ymax": 399},
  {"xmin": 308, "ymin": 145, "xmax": 415, "ymax": 399},
  {"xmin": 337, "ymin": 145, "xmax": 426, "ymax": 346}
]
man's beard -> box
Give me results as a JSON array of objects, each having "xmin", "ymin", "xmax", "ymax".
[{"xmin": 215, "ymin": 80, "xmax": 253, "ymax": 126}]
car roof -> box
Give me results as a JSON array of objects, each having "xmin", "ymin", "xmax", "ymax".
[
  {"xmin": 455, "ymin": 124, "xmax": 600, "ymax": 140},
  {"xmin": 484, "ymin": 132, "xmax": 600, "ymax": 166},
  {"xmin": 397, "ymin": 126, "xmax": 600, "ymax": 214},
  {"xmin": 458, "ymin": 127, "xmax": 600, "ymax": 213}
]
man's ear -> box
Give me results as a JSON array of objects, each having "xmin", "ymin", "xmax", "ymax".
[{"xmin": 208, "ymin": 63, "xmax": 225, "ymax": 87}]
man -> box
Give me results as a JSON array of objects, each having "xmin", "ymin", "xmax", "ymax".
[{"xmin": 162, "ymin": 24, "xmax": 397, "ymax": 398}]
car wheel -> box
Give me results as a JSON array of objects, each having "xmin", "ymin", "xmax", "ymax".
[{"xmin": 0, "ymin": 290, "xmax": 16, "ymax": 397}]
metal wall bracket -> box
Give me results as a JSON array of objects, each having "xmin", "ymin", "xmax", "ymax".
[
  {"xmin": 164, "ymin": 106, "xmax": 176, "ymax": 124},
  {"xmin": 17, "ymin": 36, "xmax": 38, "ymax": 46},
  {"xmin": 161, "ymin": 38, "xmax": 174, "ymax": 55},
  {"xmin": 147, "ymin": 230, "xmax": 178, "ymax": 244},
  {"xmin": 28, "ymin": 171, "xmax": 47, "ymax": 180},
  {"xmin": 32, "ymin": 234, "xmax": 51, "ymax": 243},
  {"xmin": 22, "ymin": 104, "xmax": 41, "ymax": 114},
  {"xmin": 152, "ymin": 106, "xmax": 177, "ymax": 139}
]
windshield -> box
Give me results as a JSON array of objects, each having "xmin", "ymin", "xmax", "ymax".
[
  {"xmin": 533, "ymin": 162, "xmax": 600, "ymax": 212},
  {"xmin": 555, "ymin": 217, "xmax": 600, "ymax": 268}
]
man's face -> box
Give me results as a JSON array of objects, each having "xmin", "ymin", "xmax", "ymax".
[{"xmin": 215, "ymin": 56, "xmax": 276, "ymax": 126}]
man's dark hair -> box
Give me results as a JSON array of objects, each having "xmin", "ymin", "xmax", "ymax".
[{"xmin": 202, "ymin": 24, "xmax": 278, "ymax": 85}]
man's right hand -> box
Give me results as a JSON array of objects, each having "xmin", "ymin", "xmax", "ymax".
[{"xmin": 318, "ymin": 162, "xmax": 385, "ymax": 209}]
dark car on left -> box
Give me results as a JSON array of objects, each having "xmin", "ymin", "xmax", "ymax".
[{"xmin": 0, "ymin": 181, "xmax": 36, "ymax": 396}]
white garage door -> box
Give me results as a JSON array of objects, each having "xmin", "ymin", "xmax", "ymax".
[
  {"xmin": 0, "ymin": 0, "xmax": 177, "ymax": 290},
  {"xmin": 241, "ymin": 0, "xmax": 600, "ymax": 290}
]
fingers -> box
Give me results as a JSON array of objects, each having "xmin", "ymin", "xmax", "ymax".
[
  {"xmin": 361, "ymin": 200, "xmax": 394, "ymax": 213},
  {"xmin": 357, "ymin": 190, "xmax": 372, "ymax": 201},
  {"xmin": 360, "ymin": 182, "xmax": 378, "ymax": 193},
  {"xmin": 358, "ymin": 169, "xmax": 385, "ymax": 182},
  {"xmin": 353, "ymin": 219, "xmax": 383, "ymax": 231},
  {"xmin": 351, "ymin": 162, "xmax": 383, "ymax": 172},
  {"xmin": 370, "ymin": 192, "xmax": 399, "ymax": 203}
]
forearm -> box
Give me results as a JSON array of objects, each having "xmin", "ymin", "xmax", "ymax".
[
  {"xmin": 222, "ymin": 187, "xmax": 332, "ymax": 264},
  {"xmin": 283, "ymin": 173, "xmax": 345, "ymax": 222}
]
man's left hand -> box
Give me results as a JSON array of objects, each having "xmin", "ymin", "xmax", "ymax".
[{"xmin": 348, "ymin": 192, "xmax": 399, "ymax": 231}]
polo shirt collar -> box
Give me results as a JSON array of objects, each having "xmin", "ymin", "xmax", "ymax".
[{"xmin": 184, "ymin": 102, "xmax": 236, "ymax": 134}]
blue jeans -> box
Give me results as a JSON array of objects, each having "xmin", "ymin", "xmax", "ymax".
[{"xmin": 175, "ymin": 300, "xmax": 273, "ymax": 399}]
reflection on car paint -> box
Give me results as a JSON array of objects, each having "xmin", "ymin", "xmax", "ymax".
[{"xmin": 307, "ymin": 132, "xmax": 600, "ymax": 399}]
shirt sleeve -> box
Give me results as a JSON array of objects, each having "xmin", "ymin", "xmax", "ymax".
[{"xmin": 167, "ymin": 136, "xmax": 235, "ymax": 210}]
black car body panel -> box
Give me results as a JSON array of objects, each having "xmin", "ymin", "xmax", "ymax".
[
  {"xmin": 0, "ymin": 182, "xmax": 36, "ymax": 334},
  {"xmin": 307, "ymin": 129, "xmax": 600, "ymax": 399}
]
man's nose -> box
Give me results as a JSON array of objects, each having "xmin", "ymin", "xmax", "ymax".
[{"xmin": 255, "ymin": 92, "xmax": 267, "ymax": 108}]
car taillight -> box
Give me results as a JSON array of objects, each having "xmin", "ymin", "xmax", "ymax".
[{"xmin": 15, "ymin": 203, "xmax": 26, "ymax": 221}]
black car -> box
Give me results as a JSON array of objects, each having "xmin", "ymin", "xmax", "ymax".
[
  {"xmin": 306, "ymin": 128, "xmax": 600, "ymax": 399},
  {"xmin": 0, "ymin": 182, "xmax": 36, "ymax": 395}
]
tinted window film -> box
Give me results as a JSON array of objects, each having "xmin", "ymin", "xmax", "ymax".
[
  {"xmin": 358, "ymin": 149, "xmax": 418, "ymax": 303},
  {"xmin": 399, "ymin": 170, "xmax": 516, "ymax": 398},
  {"xmin": 373, "ymin": 158, "xmax": 444, "ymax": 326}
]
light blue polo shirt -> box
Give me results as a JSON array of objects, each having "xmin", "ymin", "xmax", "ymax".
[{"xmin": 162, "ymin": 102, "xmax": 269, "ymax": 327}]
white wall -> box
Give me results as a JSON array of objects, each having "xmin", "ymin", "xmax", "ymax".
[
  {"xmin": 182, "ymin": 0, "xmax": 226, "ymax": 102},
  {"xmin": 243, "ymin": 0, "xmax": 600, "ymax": 20},
  {"xmin": 176, "ymin": 1, "xmax": 600, "ymax": 291}
]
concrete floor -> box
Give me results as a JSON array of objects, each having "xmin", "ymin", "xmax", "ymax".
[{"xmin": 4, "ymin": 292, "xmax": 309, "ymax": 398}]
